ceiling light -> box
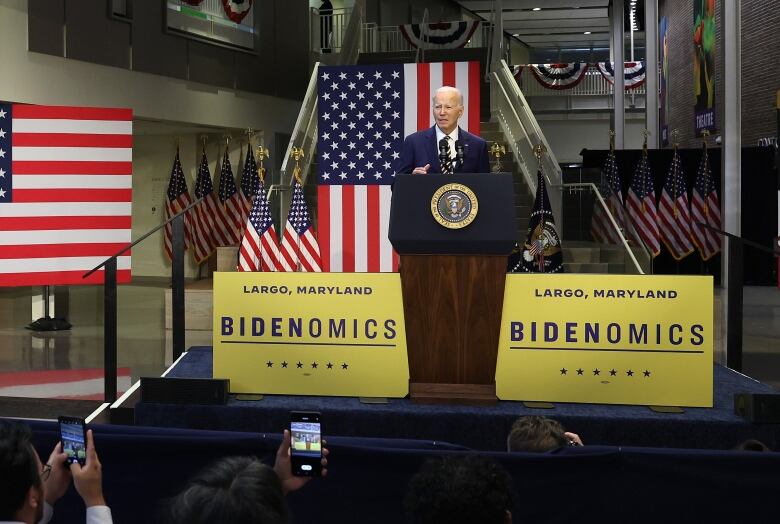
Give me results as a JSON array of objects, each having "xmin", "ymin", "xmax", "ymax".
[
  {"xmin": 532, "ymin": 7, "xmax": 541, "ymax": 11},
  {"xmin": 584, "ymin": 31, "xmax": 592, "ymax": 34},
  {"xmin": 513, "ymin": 33, "xmax": 519, "ymax": 37}
]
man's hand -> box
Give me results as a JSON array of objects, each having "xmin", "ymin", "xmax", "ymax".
[
  {"xmin": 274, "ymin": 429, "xmax": 329, "ymax": 494},
  {"xmin": 564, "ymin": 432, "xmax": 584, "ymax": 447},
  {"xmin": 43, "ymin": 442, "xmax": 71, "ymax": 505},
  {"xmin": 68, "ymin": 430, "xmax": 106, "ymax": 507},
  {"xmin": 412, "ymin": 164, "xmax": 430, "ymax": 175}
]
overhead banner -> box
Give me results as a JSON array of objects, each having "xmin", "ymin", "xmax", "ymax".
[
  {"xmin": 496, "ymin": 274, "xmax": 713, "ymax": 407},
  {"xmin": 213, "ymin": 272, "xmax": 409, "ymax": 397}
]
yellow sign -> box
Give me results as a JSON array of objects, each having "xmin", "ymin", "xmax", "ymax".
[
  {"xmin": 213, "ymin": 272, "xmax": 409, "ymax": 397},
  {"xmin": 496, "ymin": 274, "xmax": 713, "ymax": 407}
]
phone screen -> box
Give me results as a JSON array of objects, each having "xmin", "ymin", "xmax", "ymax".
[
  {"xmin": 290, "ymin": 411, "xmax": 322, "ymax": 477},
  {"xmin": 58, "ymin": 416, "xmax": 86, "ymax": 466}
]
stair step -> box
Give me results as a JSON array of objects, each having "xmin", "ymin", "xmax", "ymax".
[
  {"xmin": 564, "ymin": 262, "xmax": 609, "ymax": 274},
  {"xmin": 563, "ymin": 247, "xmax": 601, "ymax": 263}
]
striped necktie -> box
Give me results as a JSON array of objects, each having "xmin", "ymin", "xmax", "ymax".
[{"xmin": 440, "ymin": 136, "xmax": 454, "ymax": 175}]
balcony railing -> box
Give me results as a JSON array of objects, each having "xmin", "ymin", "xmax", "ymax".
[{"xmin": 514, "ymin": 68, "xmax": 647, "ymax": 97}]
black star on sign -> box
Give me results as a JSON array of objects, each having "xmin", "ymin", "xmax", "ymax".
[
  {"xmin": 297, "ymin": 362, "xmax": 303, "ymax": 369},
  {"xmin": 266, "ymin": 361, "xmax": 273, "ymax": 368},
  {"xmin": 593, "ymin": 369, "xmax": 600, "ymax": 376},
  {"xmin": 281, "ymin": 361, "xmax": 288, "ymax": 368},
  {"xmin": 626, "ymin": 369, "xmax": 634, "ymax": 376},
  {"xmin": 643, "ymin": 370, "xmax": 651, "ymax": 377},
  {"xmin": 311, "ymin": 362, "xmax": 318, "ymax": 369},
  {"xmin": 609, "ymin": 369, "xmax": 617, "ymax": 376},
  {"xmin": 577, "ymin": 368, "xmax": 584, "ymax": 375},
  {"xmin": 327, "ymin": 362, "xmax": 334, "ymax": 369},
  {"xmin": 342, "ymin": 363, "xmax": 349, "ymax": 370},
  {"xmin": 560, "ymin": 368, "xmax": 568, "ymax": 375}
]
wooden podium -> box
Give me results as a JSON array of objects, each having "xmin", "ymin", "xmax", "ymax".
[{"xmin": 389, "ymin": 173, "xmax": 516, "ymax": 405}]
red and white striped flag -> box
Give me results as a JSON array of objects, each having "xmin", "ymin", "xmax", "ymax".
[
  {"xmin": 191, "ymin": 150, "xmax": 218, "ymax": 263},
  {"xmin": 0, "ymin": 103, "xmax": 133, "ymax": 286},
  {"xmin": 279, "ymin": 178, "xmax": 322, "ymax": 272},
  {"xmin": 238, "ymin": 146, "xmax": 259, "ymax": 226},
  {"xmin": 658, "ymin": 150, "xmax": 694, "ymax": 260},
  {"xmin": 216, "ymin": 147, "xmax": 243, "ymax": 245},
  {"xmin": 317, "ymin": 61, "xmax": 481, "ymax": 272},
  {"xmin": 163, "ymin": 150, "xmax": 192, "ymax": 260},
  {"xmin": 625, "ymin": 151, "xmax": 660, "ymax": 257},
  {"xmin": 690, "ymin": 147, "xmax": 721, "ymax": 260},
  {"xmin": 590, "ymin": 149, "xmax": 626, "ymax": 244},
  {"xmin": 238, "ymin": 177, "xmax": 282, "ymax": 272}
]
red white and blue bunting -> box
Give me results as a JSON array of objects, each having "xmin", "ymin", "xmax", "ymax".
[
  {"xmin": 399, "ymin": 21, "xmax": 480, "ymax": 50},
  {"xmin": 511, "ymin": 64, "xmax": 524, "ymax": 82},
  {"xmin": 596, "ymin": 61, "xmax": 646, "ymax": 89},
  {"xmin": 221, "ymin": 0, "xmax": 253, "ymax": 24},
  {"xmin": 528, "ymin": 63, "xmax": 590, "ymax": 90}
]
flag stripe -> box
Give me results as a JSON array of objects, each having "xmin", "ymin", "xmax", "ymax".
[
  {"xmin": 12, "ymin": 105, "xmax": 133, "ymax": 120},
  {"xmin": 0, "ymin": 243, "xmax": 130, "ymax": 259},
  {"xmin": 468, "ymin": 61, "xmax": 480, "ymax": 133},
  {"xmin": 12, "ymin": 161, "xmax": 132, "ymax": 174},
  {"xmin": 354, "ymin": 186, "xmax": 368, "ymax": 272},
  {"xmin": 0, "ymin": 230, "xmax": 131, "ymax": 244},
  {"xmin": 0, "ymin": 269, "xmax": 130, "ymax": 286},
  {"xmin": 329, "ymin": 186, "xmax": 343, "ymax": 272},
  {"xmin": 318, "ymin": 185, "xmax": 332, "ymax": 271},
  {"xmin": 12, "ymin": 146, "xmax": 131, "ymax": 162},
  {"xmin": 442, "ymin": 61, "xmax": 456, "ymax": 88},
  {"xmin": 0, "ymin": 216, "xmax": 130, "ymax": 230},
  {"xmin": 416, "ymin": 63, "xmax": 431, "ymax": 131},
  {"xmin": 0, "ymin": 202, "xmax": 131, "ymax": 216},
  {"xmin": 367, "ymin": 185, "xmax": 380, "ymax": 272},
  {"xmin": 0, "ymin": 256, "xmax": 131, "ymax": 273},
  {"xmin": 12, "ymin": 119, "xmax": 133, "ymax": 135},
  {"xmin": 404, "ymin": 65, "xmax": 417, "ymax": 138},
  {"xmin": 427, "ymin": 64, "xmax": 443, "ymax": 128},
  {"xmin": 379, "ymin": 185, "xmax": 394, "ymax": 272},
  {"xmin": 12, "ymin": 133, "xmax": 133, "ymax": 148},
  {"xmin": 13, "ymin": 174, "xmax": 131, "ymax": 189},
  {"xmin": 342, "ymin": 184, "xmax": 355, "ymax": 272},
  {"xmin": 12, "ymin": 188, "xmax": 132, "ymax": 203}
]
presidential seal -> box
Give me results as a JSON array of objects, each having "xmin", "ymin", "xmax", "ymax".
[{"xmin": 430, "ymin": 183, "xmax": 478, "ymax": 229}]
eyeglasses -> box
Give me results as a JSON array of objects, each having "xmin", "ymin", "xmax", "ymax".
[{"xmin": 41, "ymin": 463, "xmax": 52, "ymax": 482}]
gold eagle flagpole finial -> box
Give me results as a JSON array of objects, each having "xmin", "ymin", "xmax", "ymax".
[
  {"xmin": 490, "ymin": 142, "xmax": 506, "ymax": 173},
  {"xmin": 256, "ymin": 145, "xmax": 270, "ymax": 184},
  {"xmin": 291, "ymin": 147, "xmax": 305, "ymax": 184}
]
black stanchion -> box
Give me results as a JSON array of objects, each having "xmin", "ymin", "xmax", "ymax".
[
  {"xmin": 172, "ymin": 214, "xmax": 185, "ymax": 360},
  {"xmin": 726, "ymin": 237, "xmax": 743, "ymax": 371},
  {"xmin": 104, "ymin": 257, "xmax": 118, "ymax": 404}
]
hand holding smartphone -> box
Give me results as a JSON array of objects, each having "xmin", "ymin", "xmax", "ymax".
[
  {"xmin": 289, "ymin": 411, "xmax": 322, "ymax": 477},
  {"xmin": 58, "ymin": 416, "xmax": 87, "ymax": 466}
]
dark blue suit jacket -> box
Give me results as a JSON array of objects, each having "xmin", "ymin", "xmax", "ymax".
[{"xmin": 394, "ymin": 126, "xmax": 491, "ymax": 175}]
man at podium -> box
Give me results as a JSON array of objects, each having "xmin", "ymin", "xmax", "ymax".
[{"xmin": 394, "ymin": 86, "xmax": 490, "ymax": 176}]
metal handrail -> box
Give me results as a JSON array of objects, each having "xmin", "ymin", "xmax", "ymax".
[
  {"xmin": 338, "ymin": 0, "xmax": 364, "ymax": 65},
  {"xmin": 554, "ymin": 182, "xmax": 648, "ymax": 275},
  {"xmin": 489, "ymin": 61, "xmax": 563, "ymax": 224}
]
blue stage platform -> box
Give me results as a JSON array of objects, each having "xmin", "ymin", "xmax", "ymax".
[{"xmin": 134, "ymin": 346, "xmax": 780, "ymax": 451}]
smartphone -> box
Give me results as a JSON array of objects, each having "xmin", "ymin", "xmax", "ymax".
[
  {"xmin": 289, "ymin": 411, "xmax": 322, "ymax": 477},
  {"xmin": 58, "ymin": 416, "xmax": 86, "ymax": 466}
]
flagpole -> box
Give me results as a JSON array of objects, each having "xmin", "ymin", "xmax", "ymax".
[
  {"xmin": 257, "ymin": 145, "xmax": 270, "ymax": 271},
  {"xmin": 291, "ymin": 147, "xmax": 305, "ymax": 272},
  {"xmin": 533, "ymin": 143, "xmax": 547, "ymax": 273}
]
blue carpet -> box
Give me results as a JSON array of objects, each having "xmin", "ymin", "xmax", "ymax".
[{"xmin": 135, "ymin": 346, "xmax": 780, "ymax": 451}]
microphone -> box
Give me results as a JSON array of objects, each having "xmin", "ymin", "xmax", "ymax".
[
  {"xmin": 438, "ymin": 138, "xmax": 449, "ymax": 166},
  {"xmin": 454, "ymin": 140, "xmax": 465, "ymax": 170}
]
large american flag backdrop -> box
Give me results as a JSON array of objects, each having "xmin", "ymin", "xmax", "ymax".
[
  {"xmin": 0, "ymin": 103, "xmax": 133, "ymax": 286},
  {"xmin": 316, "ymin": 61, "xmax": 481, "ymax": 272}
]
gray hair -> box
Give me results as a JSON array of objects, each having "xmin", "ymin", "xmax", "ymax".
[{"xmin": 432, "ymin": 86, "xmax": 464, "ymax": 107}]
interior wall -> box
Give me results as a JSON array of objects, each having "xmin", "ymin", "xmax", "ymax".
[
  {"xmin": 1, "ymin": 0, "xmax": 300, "ymax": 131},
  {"xmin": 538, "ymin": 117, "xmax": 647, "ymax": 164}
]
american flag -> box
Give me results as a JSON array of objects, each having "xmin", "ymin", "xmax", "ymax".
[
  {"xmin": 190, "ymin": 151, "xmax": 218, "ymax": 263},
  {"xmin": 317, "ymin": 61, "xmax": 481, "ymax": 272},
  {"xmin": 690, "ymin": 147, "xmax": 721, "ymax": 260},
  {"xmin": 590, "ymin": 149, "xmax": 626, "ymax": 244},
  {"xmin": 238, "ymin": 146, "xmax": 259, "ymax": 226},
  {"xmin": 0, "ymin": 103, "xmax": 132, "ymax": 286},
  {"xmin": 217, "ymin": 148, "xmax": 243, "ymax": 245},
  {"xmin": 625, "ymin": 151, "xmax": 660, "ymax": 257},
  {"xmin": 238, "ymin": 176, "xmax": 281, "ymax": 272},
  {"xmin": 658, "ymin": 150, "xmax": 694, "ymax": 260},
  {"xmin": 279, "ymin": 178, "xmax": 321, "ymax": 272},
  {"xmin": 163, "ymin": 150, "xmax": 192, "ymax": 260}
]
